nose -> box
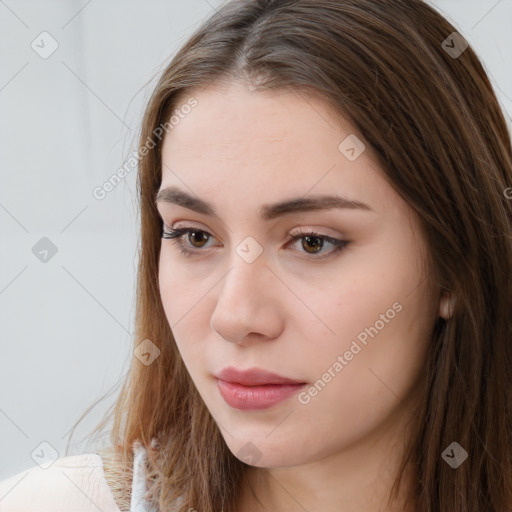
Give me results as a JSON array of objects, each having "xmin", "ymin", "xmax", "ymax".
[{"xmin": 209, "ymin": 250, "xmax": 284, "ymax": 345}]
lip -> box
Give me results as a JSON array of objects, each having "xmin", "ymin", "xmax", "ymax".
[
  {"xmin": 217, "ymin": 366, "xmax": 305, "ymax": 385},
  {"xmin": 215, "ymin": 367, "xmax": 307, "ymax": 410}
]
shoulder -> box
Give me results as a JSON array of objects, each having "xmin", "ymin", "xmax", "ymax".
[{"xmin": 0, "ymin": 452, "xmax": 122, "ymax": 512}]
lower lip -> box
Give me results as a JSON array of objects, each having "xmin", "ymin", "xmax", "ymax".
[{"xmin": 217, "ymin": 379, "xmax": 306, "ymax": 410}]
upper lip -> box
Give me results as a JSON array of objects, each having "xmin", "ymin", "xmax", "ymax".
[{"xmin": 216, "ymin": 366, "xmax": 306, "ymax": 386}]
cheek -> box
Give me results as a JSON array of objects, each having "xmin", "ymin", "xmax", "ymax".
[
  {"xmin": 158, "ymin": 250, "xmax": 205, "ymax": 324},
  {"xmin": 158, "ymin": 255, "xmax": 179, "ymax": 322},
  {"xmin": 158, "ymin": 252, "xmax": 213, "ymax": 361},
  {"xmin": 158, "ymin": 254, "xmax": 190, "ymax": 351},
  {"xmin": 291, "ymin": 289, "xmax": 431, "ymax": 452},
  {"xmin": 295, "ymin": 239, "xmax": 432, "ymax": 386},
  {"xmin": 288, "ymin": 259, "xmax": 403, "ymax": 351}
]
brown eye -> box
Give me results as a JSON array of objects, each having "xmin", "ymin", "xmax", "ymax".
[
  {"xmin": 301, "ymin": 235, "xmax": 324, "ymax": 253},
  {"xmin": 188, "ymin": 230, "xmax": 209, "ymax": 248},
  {"xmin": 287, "ymin": 231, "xmax": 348, "ymax": 260}
]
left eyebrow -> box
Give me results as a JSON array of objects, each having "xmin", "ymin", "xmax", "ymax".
[{"xmin": 154, "ymin": 185, "xmax": 374, "ymax": 220}]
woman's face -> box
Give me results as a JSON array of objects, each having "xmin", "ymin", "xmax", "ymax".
[{"xmin": 156, "ymin": 80, "xmax": 442, "ymax": 468}]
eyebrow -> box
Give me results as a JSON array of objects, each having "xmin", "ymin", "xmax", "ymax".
[{"xmin": 154, "ymin": 185, "xmax": 373, "ymax": 220}]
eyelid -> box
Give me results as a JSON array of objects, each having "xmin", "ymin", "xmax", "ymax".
[
  {"xmin": 166, "ymin": 222, "xmax": 344, "ymax": 242},
  {"xmin": 288, "ymin": 225, "xmax": 345, "ymax": 240},
  {"xmin": 171, "ymin": 221, "xmax": 218, "ymax": 237}
]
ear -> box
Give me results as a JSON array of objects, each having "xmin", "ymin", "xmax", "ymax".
[{"xmin": 439, "ymin": 290, "xmax": 456, "ymax": 320}]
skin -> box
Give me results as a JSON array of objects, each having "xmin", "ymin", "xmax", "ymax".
[{"xmin": 156, "ymin": 80, "xmax": 452, "ymax": 512}]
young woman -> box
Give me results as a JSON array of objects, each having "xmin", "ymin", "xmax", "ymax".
[{"xmin": 1, "ymin": 0, "xmax": 511, "ymax": 511}]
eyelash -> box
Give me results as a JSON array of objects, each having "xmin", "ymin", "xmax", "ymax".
[{"xmin": 161, "ymin": 226, "xmax": 348, "ymax": 260}]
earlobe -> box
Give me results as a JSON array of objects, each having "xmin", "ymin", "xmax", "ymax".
[{"xmin": 439, "ymin": 291, "xmax": 456, "ymax": 319}]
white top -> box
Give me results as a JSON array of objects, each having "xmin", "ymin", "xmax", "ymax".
[
  {"xmin": 130, "ymin": 440, "xmax": 154, "ymax": 512},
  {"xmin": 0, "ymin": 442, "xmax": 154, "ymax": 512}
]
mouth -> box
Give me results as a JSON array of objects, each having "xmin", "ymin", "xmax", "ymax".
[{"xmin": 215, "ymin": 366, "xmax": 307, "ymax": 410}]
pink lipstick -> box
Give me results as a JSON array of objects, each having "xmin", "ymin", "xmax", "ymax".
[{"xmin": 216, "ymin": 367, "xmax": 306, "ymax": 410}]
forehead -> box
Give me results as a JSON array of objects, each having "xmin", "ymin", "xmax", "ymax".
[
  {"xmin": 165, "ymin": 83, "xmax": 356, "ymax": 174},
  {"xmin": 158, "ymin": 81, "xmax": 399, "ymax": 220},
  {"xmin": 164, "ymin": 82, "xmax": 347, "ymax": 158}
]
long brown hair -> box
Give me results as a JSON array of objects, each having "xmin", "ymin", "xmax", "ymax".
[{"xmin": 81, "ymin": 1, "xmax": 512, "ymax": 510}]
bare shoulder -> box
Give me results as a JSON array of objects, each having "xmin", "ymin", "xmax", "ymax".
[{"xmin": 0, "ymin": 452, "xmax": 122, "ymax": 512}]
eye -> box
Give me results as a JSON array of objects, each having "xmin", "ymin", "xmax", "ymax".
[
  {"xmin": 161, "ymin": 226, "xmax": 215, "ymax": 256},
  {"xmin": 285, "ymin": 231, "xmax": 348, "ymax": 259},
  {"xmin": 161, "ymin": 225, "xmax": 348, "ymax": 259}
]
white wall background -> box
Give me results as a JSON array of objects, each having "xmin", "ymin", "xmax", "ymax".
[{"xmin": 0, "ymin": 0, "xmax": 510, "ymax": 480}]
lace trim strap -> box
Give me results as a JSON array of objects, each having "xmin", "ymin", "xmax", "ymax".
[{"xmin": 130, "ymin": 440, "xmax": 152, "ymax": 512}]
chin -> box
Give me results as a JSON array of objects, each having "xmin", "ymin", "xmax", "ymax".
[{"xmin": 222, "ymin": 432, "xmax": 315, "ymax": 468}]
